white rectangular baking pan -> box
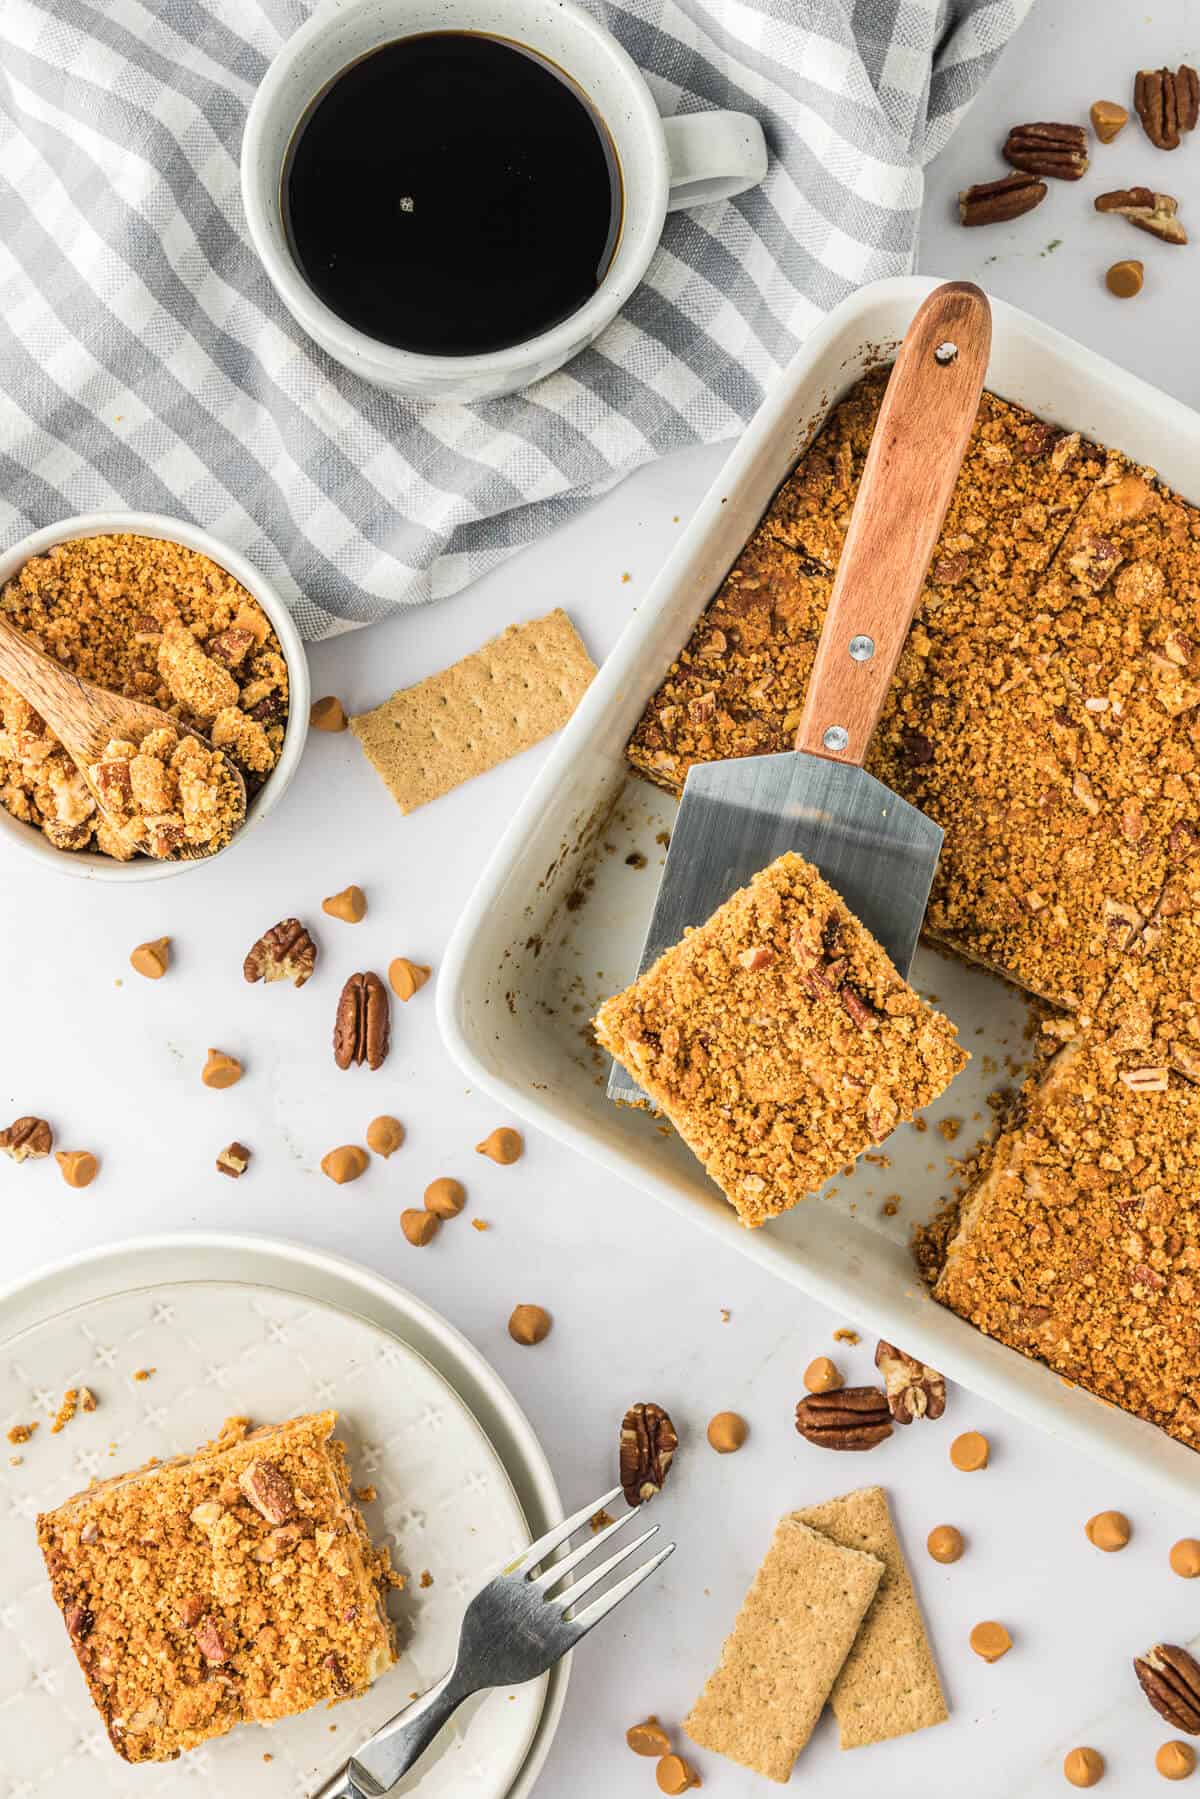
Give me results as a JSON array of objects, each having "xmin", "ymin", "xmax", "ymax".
[{"xmin": 439, "ymin": 274, "xmax": 1200, "ymax": 1504}]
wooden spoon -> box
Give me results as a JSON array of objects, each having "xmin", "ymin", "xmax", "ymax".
[{"xmin": 0, "ymin": 616, "xmax": 246, "ymax": 860}]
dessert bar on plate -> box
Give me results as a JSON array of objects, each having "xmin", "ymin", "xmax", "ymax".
[
  {"xmin": 440, "ymin": 275, "xmax": 1200, "ymax": 1505},
  {"xmin": 37, "ymin": 1410, "xmax": 397, "ymax": 1763}
]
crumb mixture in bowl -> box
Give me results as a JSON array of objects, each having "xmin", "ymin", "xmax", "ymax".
[
  {"xmin": 86, "ymin": 727, "xmax": 245, "ymax": 861},
  {"xmin": 0, "ymin": 533, "xmax": 289, "ymax": 859}
]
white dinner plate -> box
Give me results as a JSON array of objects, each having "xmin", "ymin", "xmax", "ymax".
[{"xmin": 0, "ymin": 1278, "xmax": 546, "ymax": 1797}]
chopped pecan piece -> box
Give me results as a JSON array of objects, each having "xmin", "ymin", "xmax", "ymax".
[
  {"xmin": 1003, "ymin": 120, "xmax": 1089, "ymax": 179},
  {"xmin": 243, "ymin": 917, "xmax": 318, "ymax": 987},
  {"xmin": 215, "ymin": 1141, "xmax": 251, "ymax": 1178},
  {"xmin": 323, "ymin": 1652, "xmax": 352, "ymax": 1695},
  {"xmin": 175, "ymin": 1593, "xmax": 205, "ymax": 1628},
  {"xmin": 239, "ymin": 1457, "xmax": 295, "ymax": 1524},
  {"xmin": 1119, "ymin": 1066, "xmax": 1169, "ymax": 1092},
  {"xmin": 619, "ymin": 1401, "xmax": 678, "ymax": 1506},
  {"xmin": 959, "ymin": 171, "xmax": 1047, "ymax": 226},
  {"xmin": 737, "ymin": 946, "xmax": 774, "ymax": 971},
  {"xmin": 874, "ymin": 1340, "xmax": 947, "ymax": 1423},
  {"xmin": 795, "ymin": 1386, "xmax": 893, "ymax": 1450},
  {"xmin": 193, "ymin": 1614, "xmax": 231, "ymax": 1665},
  {"xmin": 1103, "ymin": 897, "xmax": 1145, "ymax": 952},
  {"xmin": 64, "ymin": 1602, "xmax": 94, "ymax": 1640},
  {"xmin": 1135, "ymin": 1643, "xmax": 1200, "ymax": 1732},
  {"xmin": 0, "ymin": 1115, "xmax": 53, "ymax": 1161},
  {"xmin": 205, "ymin": 627, "xmax": 256, "ymax": 667},
  {"xmin": 333, "ymin": 971, "xmax": 390, "ymax": 1070},
  {"xmin": 1095, "ymin": 186, "xmax": 1187, "ymax": 243},
  {"xmin": 841, "ymin": 984, "xmax": 882, "ymax": 1030}
]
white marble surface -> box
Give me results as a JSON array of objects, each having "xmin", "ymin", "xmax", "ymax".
[{"xmin": 4, "ymin": 3, "xmax": 1200, "ymax": 1793}]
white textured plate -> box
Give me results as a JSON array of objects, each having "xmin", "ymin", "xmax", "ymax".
[{"xmin": 0, "ymin": 1280, "xmax": 545, "ymax": 1797}]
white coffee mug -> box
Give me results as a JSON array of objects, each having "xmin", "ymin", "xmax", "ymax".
[{"xmin": 242, "ymin": 0, "xmax": 767, "ymax": 402}]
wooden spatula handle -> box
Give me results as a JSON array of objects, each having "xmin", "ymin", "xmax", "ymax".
[{"xmin": 794, "ymin": 281, "xmax": 991, "ymax": 765}]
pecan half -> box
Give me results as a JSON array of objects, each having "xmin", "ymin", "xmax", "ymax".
[
  {"xmin": 874, "ymin": 1340, "xmax": 947, "ymax": 1423},
  {"xmin": 1095, "ymin": 187, "xmax": 1187, "ymax": 244},
  {"xmin": 1003, "ymin": 120, "xmax": 1089, "ymax": 180},
  {"xmin": 795, "ymin": 1386, "xmax": 893, "ymax": 1450},
  {"xmin": 1135, "ymin": 67, "xmax": 1199, "ymax": 148},
  {"xmin": 239, "ymin": 1457, "xmax": 295, "ymax": 1524},
  {"xmin": 0, "ymin": 1116, "xmax": 53, "ymax": 1162},
  {"xmin": 333, "ymin": 971, "xmax": 390, "ymax": 1070},
  {"xmin": 243, "ymin": 917, "xmax": 318, "ymax": 987},
  {"xmin": 1134, "ymin": 1643, "xmax": 1200, "ymax": 1733},
  {"xmin": 619, "ymin": 1402, "xmax": 678, "ymax": 1506},
  {"xmin": 959, "ymin": 171, "xmax": 1047, "ymax": 226}
]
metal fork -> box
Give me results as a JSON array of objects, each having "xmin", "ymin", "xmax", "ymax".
[{"xmin": 313, "ymin": 1486, "xmax": 674, "ymax": 1798}]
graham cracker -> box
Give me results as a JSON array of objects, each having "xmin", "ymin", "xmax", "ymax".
[
  {"xmin": 794, "ymin": 1486, "xmax": 948, "ymax": 1747},
  {"xmin": 683, "ymin": 1516, "xmax": 883, "ymax": 1782},
  {"xmin": 350, "ymin": 609, "xmax": 595, "ymax": 814}
]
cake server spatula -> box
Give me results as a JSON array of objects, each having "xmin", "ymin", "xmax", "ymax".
[{"xmin": 608, "ymin": 281, "xmax": 991, "ymax": 1107}]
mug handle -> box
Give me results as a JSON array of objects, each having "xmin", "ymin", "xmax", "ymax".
[{"xmin": 662, "ymin": 112, "xmax": 768, "ymax": 211}]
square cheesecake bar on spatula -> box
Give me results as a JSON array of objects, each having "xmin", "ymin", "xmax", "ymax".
[
  {"xmin": 37, "ymin": 1411, "xmax": 398, "ymax": 1763},
  {"xmin": 594, "ymin": 851, "xmax": 966, "ymax": 1226}
]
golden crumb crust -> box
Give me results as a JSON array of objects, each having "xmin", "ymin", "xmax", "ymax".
[
  {"xmin": 595, "ymin": 852, "xmax": 966, "ymax": 1226},
  {"xmin": 37, "ymin": 1411, "xmax": 397, "ymax": 1763}
]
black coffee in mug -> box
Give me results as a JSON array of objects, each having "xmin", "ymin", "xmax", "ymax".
[{"xmin": 283, "ymin": 32, "xmax": 623, "ymax": 359}]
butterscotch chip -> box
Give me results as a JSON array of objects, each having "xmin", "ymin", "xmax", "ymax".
[
  {"xmin": 388, "ymin": 957, "xmax": 431, "ymax": 1001},
  {"xmin": 477, "ymin": 1127, "xmax": 523, "ymax": 1165},
  {"xmin": 927, "ymin": 1524, "xmax": 964, "ymax": 1564},
  {"xmin": 627, "ymin": 1717, "xmax": 671, "ymax": 1757},
  {"xmin": 706, "ymin": 1412, "xmax": 747, "ymax": 1454},
  {"xmin": 795, "ymin": 1487, "xmax": 948, "ymax": 1747},
  {"xmin": 508, "ymin": 1303, "xmax": 551, "ymax": 1345},
  {"xmin": 309, "ymin": 696, "xmax": 347, "ymax": 732},
  {"xmin": 1085, "ymin": 1510, "xmax": 1131, "ymax": 1552},
  {"xmin": 424, "ymin": 1177, "xmax": 465, "ymax": 1218},
  {"xmin": 201, "ymin": 1049, "xmax": 243, "ymax": 1090},
  {"xmin": 401, "ymin": 1208, "xmax": 439, "ymax": 1247},
  {"xmin": 366, "ymin": 1117, "xmax": 405, "ymax": 1158},
  {"xmin": 1157, "ymin": 1740, "xmax": 1197, "ymax": 1779},
  {"xmin": 56, "ymin": 1150, "xmax": 98, "ymax": 1189},
  {"xmin": 803, "ymin": 1356, "xmax": 842, "ymax": 1393},
  {"xmin": 216, "ymin": 1141, "xmax": 251, "ymax": 1179},
  {"xmin": 321, "ymin": 1146, "xmax": 368, "ymax": 1185},
  {"xmin": 350, "ymin": 610, "xmax": 595, "ymax": 814},
  {"xmin": 970, "ymin": 1621, "xmax": 1011, "ymax": 1662},
  {"xmin": 683, "ymin": 1515, "xmax": 882, "ymax": 1779},
  {"xmin": 1106, "ymin": 259, "xmax": 1144, "ymax": 298},
  {"xmin": 130, "ymin": 937, "xmax": 170, "ymax": 980},
  {"xmin": 1064, "ymin": 1746, "xmax": 1105, "ymax": 1787},
  {"xmin": 656, "ymin": 1753, "xmax": 701, "ymax": 1794},
  {"xmin": 1170, "ymin": 1540, "xmax": 1200, "ymax": 1578},
  {"xmin": 950, "ymin": 1430, "xmax": 989, "ymax": 1471},
  {"xmin": 1091, "ymin": 99, "xmax": 1129, "ymax": 141},
  {"xmin": 322, "ymin": 885, "xmax": 366, "ymax": 924}
]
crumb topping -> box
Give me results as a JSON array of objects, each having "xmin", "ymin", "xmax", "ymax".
[
  {"xmin": 594, "ymin": 853, "xmax": 966, "ymax": 1227},
  {"xmin": 36, "ymin": 1411, "xmax": 397, "ymax": 1763}
]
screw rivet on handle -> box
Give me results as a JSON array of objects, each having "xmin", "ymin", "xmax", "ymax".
[
  {"xmin": 848, "ymin": 635, "xmax": 875, "ymax": 662},
  {"xmin": 822, "ymin": 725, "xmax": 849, "ymax": 752},
  {"xmin": 934, "ymin": 341, "xmax": 958, "ymax": 364}
]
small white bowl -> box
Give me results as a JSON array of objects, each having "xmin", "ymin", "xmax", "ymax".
[{"xmin": 0, "ymin": 513, "xmax": 310, "ymax": 881}]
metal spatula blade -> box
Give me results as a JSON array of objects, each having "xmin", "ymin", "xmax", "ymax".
[
  {"xmin": 606, "ymin": 281, "xmax": 992, "ymax": 1109},
  {"xmin": 607, "ymin": 757, "xmax": 941, "ymax": 1105}
]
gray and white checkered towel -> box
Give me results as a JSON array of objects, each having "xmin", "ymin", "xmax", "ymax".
[{"xmin": 0, "ymin": 0, "xmax": 1030, "ymax": 639}]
